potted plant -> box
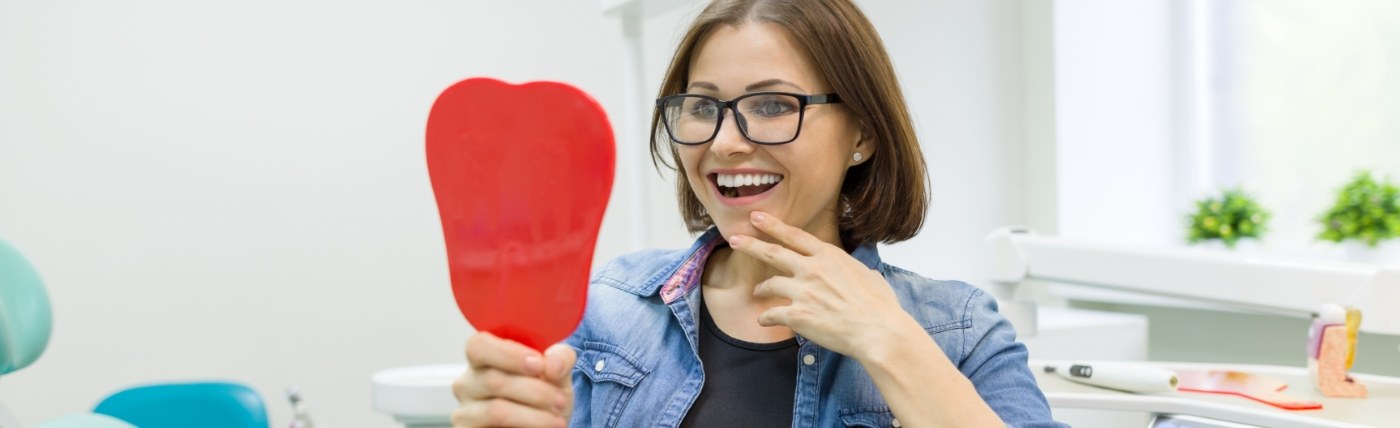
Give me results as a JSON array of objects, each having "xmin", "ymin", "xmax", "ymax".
[
  {"xmin": 1317, "ymin": 170, "xmax": 1400, "ymax": 262},
  {"xmin": 1187, "ymin": 187, "xmax": 1270, "ymax": 249}
]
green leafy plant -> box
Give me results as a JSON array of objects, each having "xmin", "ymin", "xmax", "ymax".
[
  {"xmin": 1187, "ymin": 187, "xmax": 1270, "ymax": 249},
  {"xmin": 1317, "ymin": 170, "xmax": 1400, "ymax": 248}
]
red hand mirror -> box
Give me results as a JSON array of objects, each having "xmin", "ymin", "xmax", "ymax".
[{"xmin": 426, "ymin": 78, "xmax": 615, "ymax": 351}]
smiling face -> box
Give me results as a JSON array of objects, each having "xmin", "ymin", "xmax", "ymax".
[{"xmin": 677, "ymin": 22, "xmax": 870, "ymax": 244}]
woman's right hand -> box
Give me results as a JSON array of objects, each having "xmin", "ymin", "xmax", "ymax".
[{"xmin": 451, "ymin": 332, "xmax": 576, "ymax": 428}]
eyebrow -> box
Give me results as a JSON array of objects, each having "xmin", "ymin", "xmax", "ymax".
[
  {"xmin": 686, "ymin": 79, "xmax": 807, "ymax": 93},
  {"xmin": 745, "ymin": 79, "xmax": 805, "ymax": 92}
]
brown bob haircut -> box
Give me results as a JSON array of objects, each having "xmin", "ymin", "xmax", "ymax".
[{"xmin": 650, "ymin": 0, "xmax": 929, "ymax": 245}]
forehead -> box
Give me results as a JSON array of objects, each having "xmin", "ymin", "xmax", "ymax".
[{"xmin": 687, "ymin": 22, "xmax": 828, "ymax": 94}]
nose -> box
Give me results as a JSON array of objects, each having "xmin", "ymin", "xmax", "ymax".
[{"xmin": 710, "ymin": 109, "xmax": 755, "ymax": 159}]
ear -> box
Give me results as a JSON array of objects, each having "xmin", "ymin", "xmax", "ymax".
[{"xmin": 850, "ymin": 127, "xmax": 875, "ymax": 166}]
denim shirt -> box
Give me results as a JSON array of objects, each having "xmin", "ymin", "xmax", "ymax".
[{"xmin": 565, "ymin": 228, "xmax": 1065, "ymax": 427}]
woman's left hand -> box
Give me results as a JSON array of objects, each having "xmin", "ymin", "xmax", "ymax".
[{"xmin": 727, "ymin": 211, "xmax": 928, "ymax": 361}]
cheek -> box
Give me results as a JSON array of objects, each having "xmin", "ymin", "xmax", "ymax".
[
  {"xmin": 789, "ymin": 164, "xmax": 843, "ymax": 198},
  {"xmin": 785, "ymin": 148, "xmax": 847, "ymax": 189},
  {"xmin": 787, "ymin": 153, "xmax": 852, "ymax": 213},
  {"xmin": 676, "ymin": 149, "xmax": 709, "ymax": 193}
]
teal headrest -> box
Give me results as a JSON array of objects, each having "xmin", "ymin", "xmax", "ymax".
[{"xmin": 0, "ymin": 236, "xmax": 52, "ymax": 375}]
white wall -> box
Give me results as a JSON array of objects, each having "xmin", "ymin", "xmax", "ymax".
[
  {"xmin": 1050, "ymin": 0, "xmax": 1179, "ymax": 246},
  {"xmin": 863, "ymin": 0, "xmax": 1030, "ymax": 283},
  {"xmin": 0, "ymin": 0, "xmax": 1032, "ymax": 426}
]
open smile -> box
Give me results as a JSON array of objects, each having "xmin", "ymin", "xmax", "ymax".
[{"xmin": 709, "ymin": 171, "xmax": 784, "ymax": 205}]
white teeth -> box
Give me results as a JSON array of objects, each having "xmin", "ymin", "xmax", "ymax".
[{"xmin": 716, "ymin": 173, "xmax": 782, "ymax": 188}]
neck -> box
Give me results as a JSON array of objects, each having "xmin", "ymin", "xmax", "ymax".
[{"xmin": 706, "ymin": 247, "xmax": 784, "ymax": 293}]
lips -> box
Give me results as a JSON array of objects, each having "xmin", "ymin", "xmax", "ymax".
[{"xmin": 708, "ymin": 170, "xmax": 783, "ymax": 204}]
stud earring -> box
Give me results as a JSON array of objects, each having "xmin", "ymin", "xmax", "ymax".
[{"xmin": 853, "ymin": 152, "xmax": 863, "ymax": 162}]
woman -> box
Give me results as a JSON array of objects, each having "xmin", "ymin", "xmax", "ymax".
[{"xmin": 452, "ymin": 0, "xmax": 1063, "ymax": 426}]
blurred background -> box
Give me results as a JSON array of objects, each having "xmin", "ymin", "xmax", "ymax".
[{"xmin": 2, "ymin": 0, "xmax": 1397, "ymax": 426}]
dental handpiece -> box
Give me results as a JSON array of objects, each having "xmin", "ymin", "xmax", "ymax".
[{"xmin": 1045, "ymin": 362, "xmax": 1179, "ymax": 393}]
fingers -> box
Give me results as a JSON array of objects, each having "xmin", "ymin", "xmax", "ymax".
[
  {"xmin": 748, "ymin": 211, "xmax": 827, "ymax": 256},
  {"xmin": 729, "ymin": 210, "xmax": 840, "ymax": 272},
  {"xmin": 758, "ymin": 305, "xmax": 794, "ymax": 327},
  {"xmin": 456, "ymin": 368, "xmax": 568, "ymax": 412},
  {"xmin": 466, "ymin": 331, "xmax": 545, "ymax": 376},
  {"xmin": 753, "ymin": 276, "xmax": 800, "ymax": 300},
  {"xmin": 728, "ymin": 234, "xmax": 803, "ymax": 274},
  {"xmin": 454, "ymin": 336, "xmax": 576, "ymax": 428},
  {"xmin": 543, "ymin": 344, "xmax": 577, "ymax": 417},
  {"xmin": 452, "ymin": 398, "xmax": 565, "ymax": 428},
  {"xmin": 543, "ymin": 344, "xmax": 578, "ymax": 387}
]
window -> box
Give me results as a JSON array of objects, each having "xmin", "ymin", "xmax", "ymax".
[{"xmin": 1188, "ymin": 0, "xmax": 1400, "ymax": 254}]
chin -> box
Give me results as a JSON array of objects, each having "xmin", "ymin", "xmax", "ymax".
[{"xmin": 709, "ymin": 212, "xmax": 757, "ymax": 240}]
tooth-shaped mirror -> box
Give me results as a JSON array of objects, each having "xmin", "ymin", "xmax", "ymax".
[{"xmin": 426, "ymin": 78, "xmax": 615, "ymax": 351}]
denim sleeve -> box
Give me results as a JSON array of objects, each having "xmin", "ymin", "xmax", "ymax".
[{"xmin": 960, "ymin": 289, "xmax": 1069, "ymax": 428}]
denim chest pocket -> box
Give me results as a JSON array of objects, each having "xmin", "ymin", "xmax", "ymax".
[
  {"xmin": 839, "ymin": 406, "xmax": 899, "ymax": 428},
  {"xmin": 575, "ymin": 341, "xmax": 648, "ymax": 427}
]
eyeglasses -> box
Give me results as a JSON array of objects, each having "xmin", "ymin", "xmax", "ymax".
[{"xmin": 656, "ymin": 92, "xmax": 842, "ymax": 145}]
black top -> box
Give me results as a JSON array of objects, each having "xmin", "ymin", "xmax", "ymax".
[{"xmin": 678, "ymin": 295, "xmax": 799, "ymax": 427}]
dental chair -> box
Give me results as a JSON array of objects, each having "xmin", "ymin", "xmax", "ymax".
[
  {"xmin": 0, "ymin": 236, "xmax": 267, "ymax": 428},
  {"xmin": 0, "ymin": 237, "xmax": 133, "ymax": 428},
  {"xmin": 93, "ymin": 382, "xmax": 268, "ymax": 428}
]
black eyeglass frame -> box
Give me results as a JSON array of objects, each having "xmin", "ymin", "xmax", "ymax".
[{"xmin": 655, "ymin": 91, "xmax": 843, "ymax": 145}]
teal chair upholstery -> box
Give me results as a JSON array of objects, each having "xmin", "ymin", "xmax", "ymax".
[
  {"xmin": 0, "ymin": 236, "xmax": 53, "ymax": 376},
  {"xmin": 35, "ymin": 414, "xmax": 137, "ymax": 428},
  {"xmin": 94, "ymin": 382, "xmax": 270, "ymax": 428}
]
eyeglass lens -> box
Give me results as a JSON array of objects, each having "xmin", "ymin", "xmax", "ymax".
[{"xmin": 662, "ymin": 94, "xmax": 804, "ymax": 144}]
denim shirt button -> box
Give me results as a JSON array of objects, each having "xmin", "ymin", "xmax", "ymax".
[
  {"xmin": 892, "ymin": 418, "xmax": 901, "ymax": 428},
  {"xmin": 802, "ymin": 354, "xmax": 815, "ymax": 365},
  {"xmin": 594, "ymin": 359, "xmax": 606, "ymax": 372}
]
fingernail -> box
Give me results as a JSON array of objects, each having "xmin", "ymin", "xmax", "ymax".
[
  {"xmin": 751, "ymin": 211, "xmax": 767, "ymax": 223},
  {"xmin": 524, "ymin": 356, "xmax": 543, "ymax": 374},
  {"xmin": 728, "ymin": 235, "xmax": 744, "ymax": 246}
]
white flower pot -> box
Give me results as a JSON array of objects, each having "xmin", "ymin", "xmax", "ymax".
[
  {"xmin": 1192, "ymin": 239, "xmax": 1259, "ymax": 254},
  {"xmin": 1342, "ymin": 241, "xmax": 1400, "ymax": 265}
]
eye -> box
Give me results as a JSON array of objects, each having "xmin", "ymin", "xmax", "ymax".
[
  {"xmin": 688, "ymin": 99, "xmax": 720, "ymax": 120},
  {"xmin": 749, "ymin": 96, "xmax": 798, "ymax": 118}
]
